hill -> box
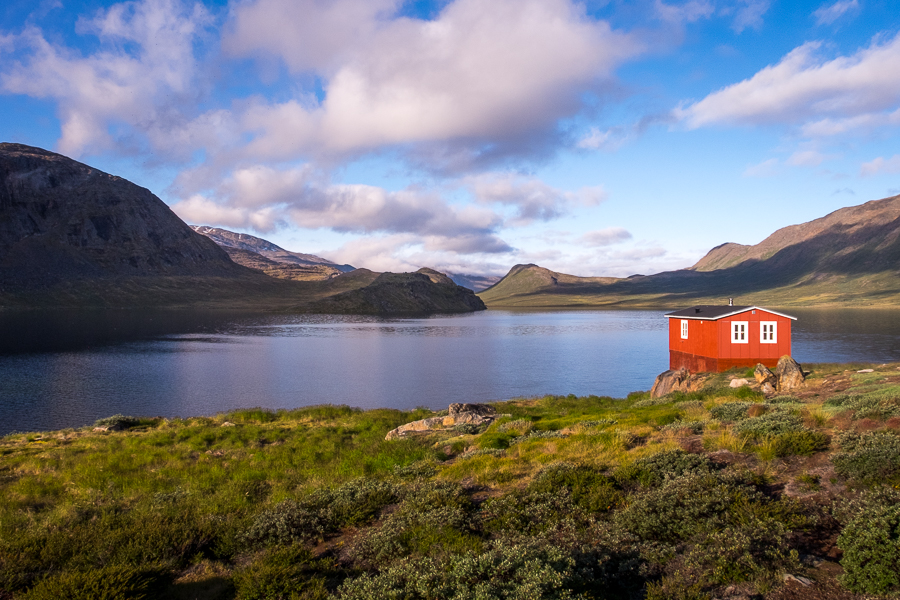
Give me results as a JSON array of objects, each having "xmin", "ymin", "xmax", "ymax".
[
  {"xmin": 0, "ymin": 144, "xmax": 485, "ymax": 315},
  {"xmin": 447, "ymin": 273, "xmax": 502, "ymax": 292},
  {"xmin": 191, "ymin": 226, "xmax": 355, "ymax": 277},
  {"xmin": 301, "ymin": 267, "xmax": 487, "ymax": 315},
  {"xmin": 480, "ymin": 194, "xmax": 900, "ymax": 308}
]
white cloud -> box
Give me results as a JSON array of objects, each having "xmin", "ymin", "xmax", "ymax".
[
  {"xmin": 580, "ymin": 227, "xmax": 633, "ymax": 246},
  {"xmin": 577, "ymin": 126, "xmax": 631, "ymax": 151},
  {"xmin": 732, "ymin": 0, "xmax": 770, "ymax": 33},
  {"xmin": 222, "ymin": 0, "xmax": 642, "ymax": 160},
  {"xmin": 171, "ymin": 164, "xmax": 513, "ymax": 253},
  {"xmin": 800, "ymin": 108, "xmax": 900, "ymax": 137},
  {"xmin": 676, "ymin": 33, "xmax": 900, "ymax": 132},
  {"xmin": 467, "ymin": 173, "xmax": 607, "ymax": 225},
  {"xmin": 860, "ymin": 155, "xmax": 900, "ymax": 176},
  {"xmin": 813, "ymin": 0, "xmax": 859, "ymax": 26},
  {"xmin": 0, "ymin": 0, "xmax": 210, "ymax": 157},
  {"xmin": 743, "ymin": 158, "xmax": 779, "ymax": 177}
]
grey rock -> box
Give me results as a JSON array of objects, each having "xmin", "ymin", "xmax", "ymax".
[
  {"xmin": 729, "ymin": 378, "xmax": 750, "ymax": 388},
  {"xmin": 753, "ymin": 363, "xmax": 777, "ymax": 386},
  {"xmin": 386, "ymin": 403, "xmax": 499, "ymax": 440},
  {"xmin": 650, "ymin": 368, "xmax": 690, "ymax": 398},
  {"xmin": 776, "ymin": 355, "xmax": 805, "ymax": 391}
]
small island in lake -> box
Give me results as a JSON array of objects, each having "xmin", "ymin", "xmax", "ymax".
[{"xmin": 3, "ymin": 361, "xmax": 899, "ymax": 599}]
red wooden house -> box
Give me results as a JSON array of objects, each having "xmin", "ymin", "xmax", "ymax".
[{"xmin": 664, "ymin": 304, "xmax": 796, "ymax": 372}]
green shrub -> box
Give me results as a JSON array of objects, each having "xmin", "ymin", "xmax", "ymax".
[
  {"xmin": 233, "ymin": 545, "xmax": 331, "ymax": 600},
  {"xmin": 245, "ymin": 501, "xmax": 326, "ymax": 546},
  {"xmin": 833, "ymin": 432, "xmax": 900, "ymax": 483},
  {"xmin": 20, "ymin": 565, "xmax": 152, "ymax": 600},
  {"xmin": 660, "ymin": 420, "xmax": 707, "ymax": 434},
  {"xmin": 452, "ymin": 423, "xmax": 485, "ymax": 435},
  {"xmin": 825, "ymin": 391, "xmax": 900, "ymax": 421},
  {"xmin": 709, "ymin": 403, "xmax": 752, "ymax": 422},
  {"xmin": 771, "ymin": 430, "xmax": 830, "ymax": 457},
  {"xmin": 337, "ymin": 543, "xmax": 585, "ymax": 600},
  {"xmin": 615, "ymin": 472, "xmax": 760, "ymax": 543},
  {"xmin": 529, "ymin": 463, "xmax": 622, "ymax": 513},
  {"xmin": 836, "ymin": 490, "xmax": 900, "ymax": 595},
  {"xmin": 480, "ymin": 490, "xmax": 582, "ymax": 535},
  {"xmin": 619, "ymin": 450, "xmax": 713, "ymax": 487},
  {"xmin": 733, "ymin": 412, "xmax": 804, "ymax": 439},
  {"xmin": 392, "ymin": 460, "xmax": 438, "ymax": 479},
  {"xmin": 766, "ymin": 396, "xmax": 800, "ymax": 404},
  {"xmin": 508, "ymin": 430, "xmax": 565, "ymax": 445}
]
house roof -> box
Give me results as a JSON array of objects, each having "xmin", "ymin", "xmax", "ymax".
[{"xmin": 664, "ymin": 305, "xmax": 797, "ymax": 321}]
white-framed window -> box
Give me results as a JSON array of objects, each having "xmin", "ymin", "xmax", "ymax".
[
  {"xmin": 760, "ymin": 321, "xmax": 777, "ymax": 343},
  {"xmin": 731, "ymin": 321, "xmax": 748, "ymax": 343},
  {"xmin": 681, "ymin": 320, "xmax": 689, "ymax": 339}
]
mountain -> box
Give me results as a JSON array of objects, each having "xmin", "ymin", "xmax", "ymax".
[
  {"xmin": 447, "ymin": 273, "xmax": 502, "ymax": 292},
  {"xmin": 0, "ymin": 143, "xmax": 485, "ymax": 315},
  {"xmin": 303, "ymin": 268, "xmax": 487, "ymax": 315},
  {"xmin": 480, "ymin": 194, "xmax": 900, "ymax": 308},
  {"xmin": 0, "ymin": 143, "xmax": 248, "ymax": 290},
  {"xmin": 191, "ymin": 226, "xmax": 355, "ymax": 272}
]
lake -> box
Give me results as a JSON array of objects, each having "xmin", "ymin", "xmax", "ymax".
[{"xmin": 1, "ymin": 308, "xmax": 899, "ymax": 434}]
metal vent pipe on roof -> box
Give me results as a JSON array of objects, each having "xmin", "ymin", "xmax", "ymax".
[{"xmin": 729, "ymin": 298, "xmax": 733, "ymax": 306}]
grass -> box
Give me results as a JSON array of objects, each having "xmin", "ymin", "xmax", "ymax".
[{"xmin": 3, "ymin": 362, "xmax": 900, "ymax": 598}]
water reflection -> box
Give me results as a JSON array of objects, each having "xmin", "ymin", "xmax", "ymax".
[{"xmin": 1, "ymin": 308, "xmax": 898, "ymax": 434}]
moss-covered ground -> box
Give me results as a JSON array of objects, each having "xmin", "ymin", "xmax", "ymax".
[{"xmin": 3, "ymin": 363, "xmax": 900, "ymax": 599}]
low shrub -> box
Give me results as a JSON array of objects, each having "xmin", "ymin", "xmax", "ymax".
[
  {"xmin": 733, "ymin": 412, "xmax": 804, "ymax": 440},
  {"xmin": 232, "ymin": 545, "xmax": 331, "ymax": 600},
  {"xmin": 771, "ymin": 430, "xmax": 830, "ymax": 457},
  {"xmin": 495, "ymin": 419, "xmax": 533, "ymax": 434},
  {"xmin": 392, "ymin": 460, "xmax": 438, "ymax": 479},
  {"xmin": 825, "ymin": 391, "xmax": 900, "ymax": 421},
  {"xmin": 767, "ymin": 396, "xmax": 800, "ymax": 404},
  {"xmin": 337, "ymin": 543, "xmax": 585, "ymax": 600},
  {"xmin": 836, "ymin": 489, "xmax": 900, "ymax": 595},
  {"xmin": 660, "ymin": 420, "xmax": 707, "ymax": 434},
  {"xmin": 833, "ymin": 431, "xmax": 900, "ymax": 484},
  {"xmin": 244, "ymin": 501, "xmax": 326, "ymax": 546},
  {"xmin": 479, "ymin": 490, "xmax": 582, "ymax": 535},
  {"xmin": 529, "ymin": 463, "xmax": 622, "ymax": 513},
  {"xmin": 20, "ymin": 565, "xmax": 153, "ymax": 600},
  {"xmin": 709, "ymin": 403, "xmax": 753, "ymax": 422},
  {"xmin": 508, "ymin": 430, "xmax": 565, "ymax": 445},
  {"xmin": 619, "ymin": 450, "xmax": 713, "ymax": 487},
  {"xmin": 615, "ymin": 472, "xmax": 760, "ymax": 543}
]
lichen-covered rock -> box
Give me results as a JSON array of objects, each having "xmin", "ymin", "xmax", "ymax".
[
  {"xmin": 650, "ymin": 368, "xmax": 690, "ymax": 398},
  {"xmin": 753, "ymin": 363, "xmax": 777, "ymax": 386},
  {"xmin": 385, "ymin": 403, "xmax": 498, "ymax": 440},
  {"xmin": 776, "ymin": 355, "xmax": 805, "ymax": 391}
]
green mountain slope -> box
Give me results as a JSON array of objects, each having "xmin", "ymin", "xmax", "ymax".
[{"xmin": 480, "ymin": 194, "xmax": 900, "ymax": 308}]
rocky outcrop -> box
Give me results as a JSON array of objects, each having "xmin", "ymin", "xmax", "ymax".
[
  {"xmin": 650, "ymin": 369, "xmax": 710, "ymax": 398},
  {"xmin": 753, "ymin": 363, "xmax": 778, "ymax": 396},
  {"xmin": 385, "ymin": 403, "xmax": 498, "ymax": 440},
  {"xmin": 303, "ymin": 269, "xmax": 487, "ymax": 315},
  {"xmin": 0, "ymin": 143, "xmax": 247, "ymax": 289},
  {"xmin": 776, "ymin": 355, "xmax": 806, "ymax": 392}
]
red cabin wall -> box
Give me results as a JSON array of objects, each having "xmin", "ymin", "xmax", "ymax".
[{"xmin": 668, "ymin": 310, "xmax": 792, "ymax": 372}]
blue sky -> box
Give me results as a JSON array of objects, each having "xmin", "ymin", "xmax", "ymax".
[{"xmin": 2, "ymin": 0, "xmax": 899, "ymax": 276}]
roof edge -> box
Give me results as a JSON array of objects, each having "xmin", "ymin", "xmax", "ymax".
[{"xmin": 665, "ymin": 306, "xmax": 797, "ymax": 321}]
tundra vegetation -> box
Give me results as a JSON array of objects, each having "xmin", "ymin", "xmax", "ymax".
[{"xmin": 3, "ymin": 364, "xmax": 900, "ymax": 599}]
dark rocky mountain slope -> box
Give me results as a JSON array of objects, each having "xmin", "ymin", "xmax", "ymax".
[{"xmin": 0, "ymin": 143, "xmax": 247, "ymax": 289}]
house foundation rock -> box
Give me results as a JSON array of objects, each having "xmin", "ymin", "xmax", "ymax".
[
  {"xmin": 385, "ymin": 403, "xmax": 498, "ymax": 440},
  {"xmin": 649, "ymin": 368, "xmax": 709, "ymax": 398}
]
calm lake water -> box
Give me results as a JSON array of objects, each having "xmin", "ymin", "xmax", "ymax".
[{"xmin": 1, "ymin": 308, "xmax": 899, "ymax": 434}]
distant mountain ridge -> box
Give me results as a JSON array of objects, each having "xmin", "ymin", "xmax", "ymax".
[
  {"xmin": 480, "ymin": 194, "xmax": 900, "ymax": 307},
  {"xmin": 191, "ymin": 226, "xmax": 354, "ymax": 272},
  {"xmin": 690, "ymin": 195, "xmax": 900, "ymax": 273}
]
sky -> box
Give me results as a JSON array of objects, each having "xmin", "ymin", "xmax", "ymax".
[{"xmin": 1, "ymin": 0, "xmax": 899, "ymax": 277}]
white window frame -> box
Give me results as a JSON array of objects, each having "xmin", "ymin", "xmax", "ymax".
[
  {"xmin": 731, "ymin": 321, "xmax": 748, "ymax": 344},
  {"xmin": 760, "ymin": 321, "xmax": 777, "ymax": 344},
  {"xmin": 680, "ymin": 320, "xmax": 689, "ymax": 339}
]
